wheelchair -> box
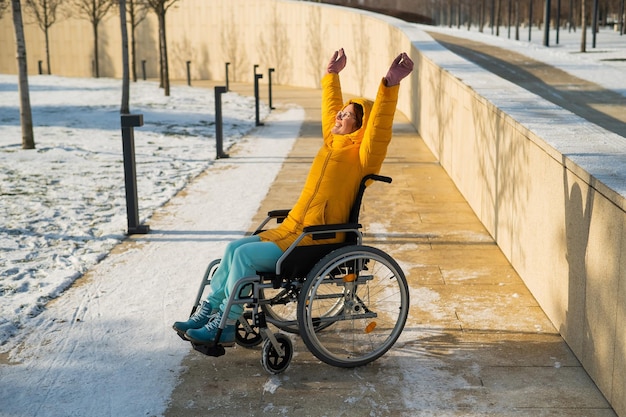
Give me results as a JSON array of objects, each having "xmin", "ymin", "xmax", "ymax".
[{"xmin": 184, "ymin": 174, "xmax": 410, "ymax": 374}]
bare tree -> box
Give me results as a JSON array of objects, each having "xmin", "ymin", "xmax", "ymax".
[
  {"xmin": 23, "ymin": 0, "xmax": 65, "ymax": 75},
  {"xmin": 144, "ymin": 0, "xmax": 180, "ymax": 96},
  {"xmin": 220, "ymin": 9, "xmax": 247, "ymax": 83},
  {"xmin": 126, "ymin": 0, "xmax": 149, "ymax": 82},
  {"xmin": 10, "ymin": 0, "xmax": 36, "ymax": 149},
  {"xmin": 259, "ymin": 4, "xmax": 291, "ymax": 85},
  {"xmin": 119, "ymin": 0, "xmax": 129, "ymax": 113},
  {"xmin": 72, "ymin": 0, "xmax": 115, "ymax": 78},
  {"xmin": 353, "ymin": 15, "xmax": 370, "ymax": 96},
  {"xmin": 306, "ymin": 7, "xmax": 325, "ymax": 88}
]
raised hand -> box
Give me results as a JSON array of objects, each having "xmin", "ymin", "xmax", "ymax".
[
  {"xmin": 327, "ymin": 48, "xmax": 347, "ymax": 74},
  {"xmin": 384, "ymin": 52, "xmax": 414, "ymax": 86}
]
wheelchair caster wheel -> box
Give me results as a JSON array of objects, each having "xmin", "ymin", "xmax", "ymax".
[
  {"xmin": 261, "ymin": 333, "xmax": 293, "ymax": 374},
  {"xmin": 236, "ymin": 312, "xmax": 262, "ymax": 348}
]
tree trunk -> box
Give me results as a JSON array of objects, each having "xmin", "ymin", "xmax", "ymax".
[
  {"xmin": 120, "ymin": 0, "xmax": 130, "ymax": 114},
  {"xmin": 11, "ymin": 0, "xmax": 35, "ymax": 149},
  {"xmin": 159, "ymin": 11, "xmax": 170, "ymax": 96},
  {"xmin": 158, "ymin": 27, "xmax": 163, "ymax": 88},
  {"xmin": 130, "ymin": 0, "xmax": 137, "ymax": 82},
  {"xmin": 45, "ymin": 26, "xmax": 51, "ymax": 74},
  {"xmin": 93, "ymin": 16, "xmax": 99, "ymax": 77},
  {"xmin": 43, "ymin": 0, "xmax": 51, "ymax": 74}
]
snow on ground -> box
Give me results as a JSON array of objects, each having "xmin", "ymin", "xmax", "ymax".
[
  {"xmin": 0, "ymin": 76, "xmax": 270, "ymax": 347},
  {"xmin": 0, "ymin": 20, "xmax": 624, "ymax": 417},
  {"xmin": 0, "ymin": 73, "xmax": 302, "ymax": 416},
  {"xmin": 421, "ymin": 24, "xmax": 626, "ymax": 97}
]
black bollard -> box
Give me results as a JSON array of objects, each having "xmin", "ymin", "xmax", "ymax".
[
  {"xmin": 120, "ymin": 114, "xmax": 150, "ymax": 235},
  {"xmin": 214, "ymin": 86, "xmax": 229, "ymax": 159},
  {"xmin": 268, "ymin": 68, "xmax": 275, "ymax": 110},
  {"xmin": 542, "ymin": 0, "xmax": 551, "ymax": 47},
  {"xmin": 38, "ymin": 61, "xmax": 43, "ymax": 75},
  {"xmin": 253, "ymin": 65, "xmax": 263, "ymax": 126},
  {"xmin": 186, "ymin": 61, "xmax": 191, "ymax": 86},
  {"xmin": 225, "ymin": 62, "xmax": 230, "ymax": 91},
  {"xmin": 141, "ymin": 60, "xmax": 146, "ymax": 81}
]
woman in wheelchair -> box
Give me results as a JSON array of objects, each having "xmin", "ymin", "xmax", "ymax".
[{"xmin": 173, "ymin": 48, "xmax": 413, "ymax": 347}]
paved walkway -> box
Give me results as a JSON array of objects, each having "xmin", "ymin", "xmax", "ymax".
[{"xmin": 162, "ymin": 78, "xmax": 616, "ymax": 415}]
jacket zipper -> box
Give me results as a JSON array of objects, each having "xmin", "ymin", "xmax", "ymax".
[{"xmin": 300, "ymin": 147, "xmax": 333, "ymax": 225}]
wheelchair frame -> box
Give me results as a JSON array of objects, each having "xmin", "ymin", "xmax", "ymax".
[{"xmin": 184, "ymin": 174, "xmax": 410, "ymax": 374}]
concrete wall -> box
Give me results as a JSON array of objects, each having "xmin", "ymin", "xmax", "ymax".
[{"xmin": 1, "ymin": 0, "xmax": 624, "ymax": 414}]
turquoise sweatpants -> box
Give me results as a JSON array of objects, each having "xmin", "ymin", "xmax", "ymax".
[{"xmin": 207, "ymin": 235, "xmax": 283, "ymax": 320}]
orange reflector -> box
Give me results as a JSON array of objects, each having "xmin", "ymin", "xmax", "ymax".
[
  {"xmin": 365, "ymin": 322, "xmax": 377, "ymax": 333},
  {"xmin": 343, "ymin": 273, "xmax": 357, "ymax": 282}
]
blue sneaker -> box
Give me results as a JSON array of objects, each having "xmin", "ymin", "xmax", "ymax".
[
  {"xmin": 185, "ymin": 312, "xmax": 236, "ymax": 346},
  {"xmin": 173, "ymin": 301, "xmax": 216, "ymax": 335}
]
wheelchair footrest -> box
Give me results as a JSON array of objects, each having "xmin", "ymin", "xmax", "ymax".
[{"xmin": 191, "ymin": 342, "xmax": 226, "ymax": 357}]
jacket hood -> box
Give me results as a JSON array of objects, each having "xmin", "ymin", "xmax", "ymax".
[{"xmin": 344, "ymin": 97, "xmax": 373, "ymax": 144}]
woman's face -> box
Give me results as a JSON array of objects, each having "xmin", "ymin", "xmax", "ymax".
[{"xmin": 331, "ymin": 103, "xmax": 359, "ymax": 135}]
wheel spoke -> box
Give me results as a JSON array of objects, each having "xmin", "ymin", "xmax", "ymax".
[{"xmin": 298, "ymin": 246, "xmax": 409, "ymax": 368}]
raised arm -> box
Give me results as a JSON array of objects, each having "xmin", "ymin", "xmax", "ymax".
[
  {"xmin": 383, "ymin": 52, "xmax": 414, "ymax": 87},
  {"xmin": 321, "ymin": 49, "xmax": 347, "ymax": 143},
  {"xmin": 360, "ymin": 53, "xmax": 414, "ymax": 173}
]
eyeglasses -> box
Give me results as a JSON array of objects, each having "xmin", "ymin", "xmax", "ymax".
[{"xmin": 336, "ymin": 110, "xmax": 356, "ymax": 120}]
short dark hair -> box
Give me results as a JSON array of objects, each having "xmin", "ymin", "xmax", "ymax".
[{"xmin": 352, "ymin": 103, "xmax": 364, "ymax": 129}]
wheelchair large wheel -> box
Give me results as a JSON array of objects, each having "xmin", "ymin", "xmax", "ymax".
[{"xmin": 297, "ymin": 245, "xmax": 409, "ymax": 368}]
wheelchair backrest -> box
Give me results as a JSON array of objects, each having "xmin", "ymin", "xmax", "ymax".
[{"xmin": 349, "ymin": 174, "xmax": 392, "ymax": 224}]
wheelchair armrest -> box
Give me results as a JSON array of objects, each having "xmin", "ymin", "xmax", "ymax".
[
  {"xmin": 267, "ymin": 209, "xmax": 290, "ymax": 224},
  {"xmin": 254, "ymin": 209, "xmax": 291, "ymax": 234},
  {"xmin": 303, "ymin": 223, "xmax": 362, "ymax": 240}
]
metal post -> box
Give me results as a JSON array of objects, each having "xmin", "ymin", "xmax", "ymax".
[
  {"xmin": 253, "ymin": 65, "xmax": 263, "ymax": 126},
  {"xmin": 225, "ymin": 62, "xmax": 230, "ymax": 91},
  {"xmin": 268, "ymin": 68, "xmax": 275, "ymax": 110},
  {"xmin": 529, "ymin": 0, "xmax": 533, "ymax": 41},
  {"xmin": 592, "ymin": 0, "xmax": 599, "ymax": 48},
  {"xmin": 214, "ymin": 86, "xmax": 229, "ymax": 159},
  {"xmin": 186, "ymin": 61, "xmax": 191, "ymax": 86},
  {"xmin": 38, "ymin": 60, "xmax": 43, "ymax": 75},
  {"xmin": 141, "ymin": 60, "xmax": 146, "ymax": 81},
  {"xmin": 120, "ymin": 114, "xmax": 150, "ymax": 235},
  {"xmin": 556, "ymin": 0, "xmax": 561, "ymax": 44},
  {"xmin": 515, "ymin": 0, "xmax": 521, "ymax": 40},
  {"xmin": 543, "ymin": 0, "xmax": 551, "ymax": 46},
  {"xmin": 490, "ymin": 0, "xmax": 495, "ymax": 34}
]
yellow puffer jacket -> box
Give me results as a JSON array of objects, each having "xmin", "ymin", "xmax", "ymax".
[{"xmin": 258, "ymin": 72, "xmax": 399, "ymax": 251}]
